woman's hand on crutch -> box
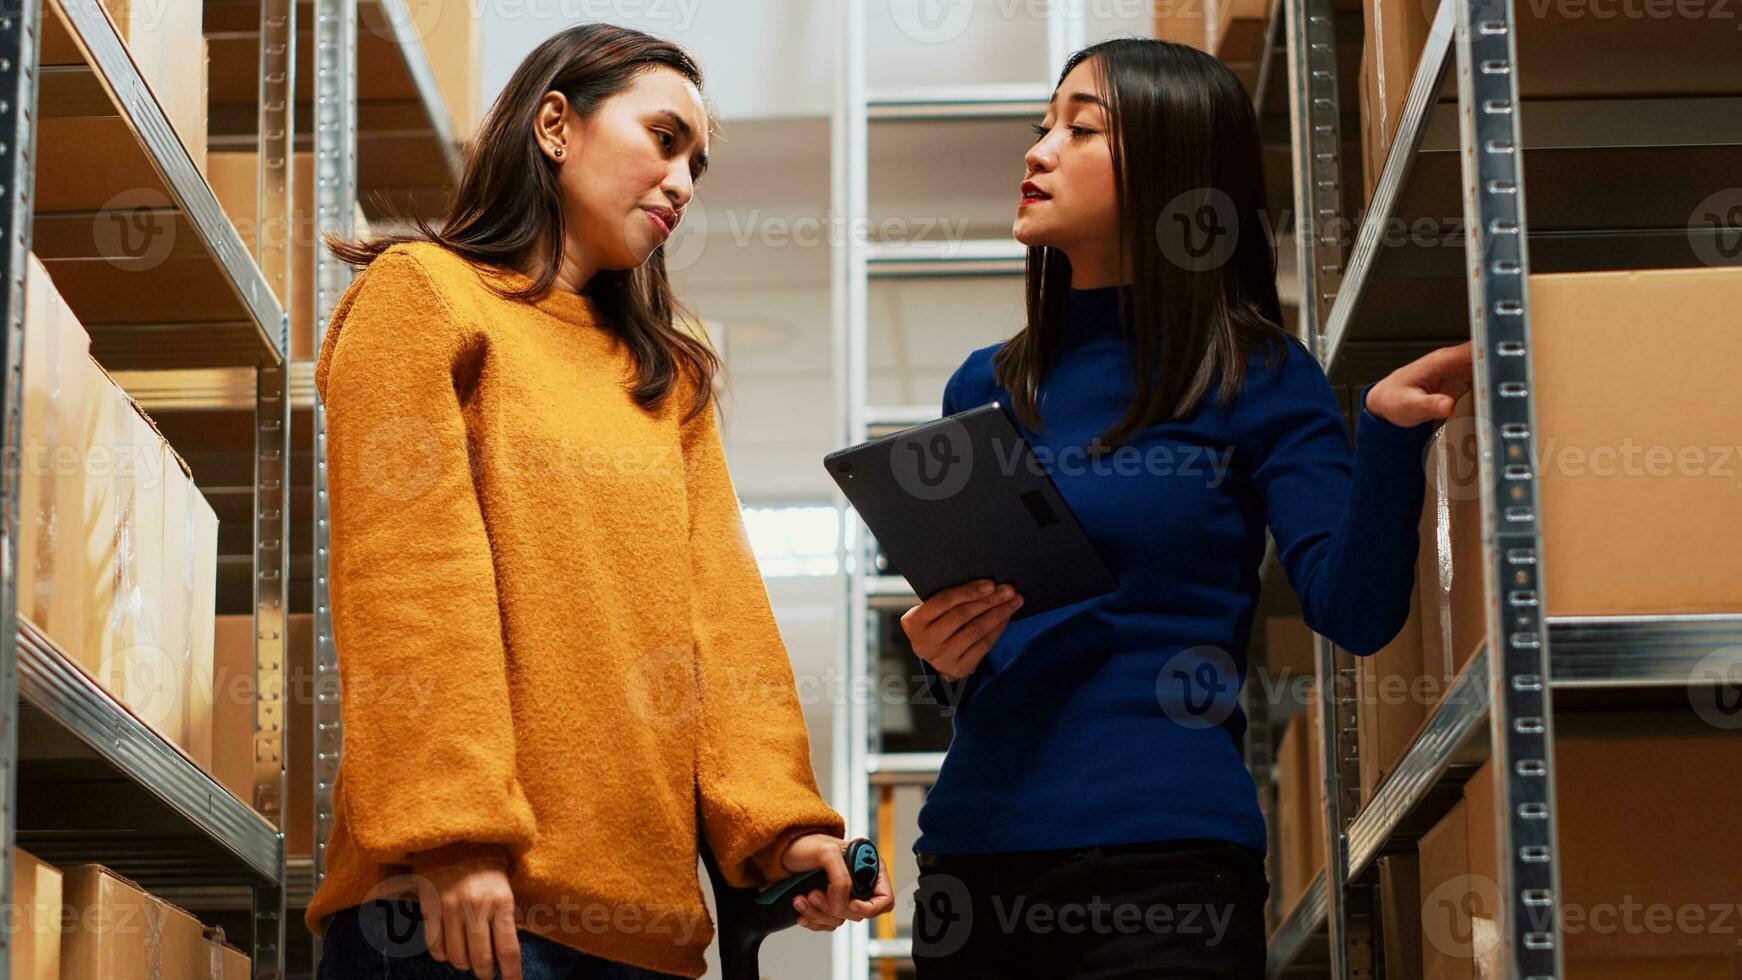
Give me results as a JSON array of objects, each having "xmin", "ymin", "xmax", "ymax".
[{"xmin": 778, "ymin": 833, "xmax": 895, "ymax": 931}]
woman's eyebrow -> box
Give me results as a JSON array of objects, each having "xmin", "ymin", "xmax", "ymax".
[{"xmin": 1046, "ymin": 90, "xmax": 1109, "ymax": 111}]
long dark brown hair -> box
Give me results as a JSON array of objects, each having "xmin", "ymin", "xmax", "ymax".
[
  {"xmin": 325, "ymin": 23, "xmax": 722, "ymax": 425},
  {"xmin": 994, "ymin": 38, "xmax": 1290, "ymax": 453}
]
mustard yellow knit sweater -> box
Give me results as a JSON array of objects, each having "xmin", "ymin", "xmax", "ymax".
[{"xmin": 304, "ymin": 241, "xmax": 844, "ymax": 977}]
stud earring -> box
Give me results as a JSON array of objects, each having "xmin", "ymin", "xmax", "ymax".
[{"xmin": 554, "ymin": 146, "xmax": 564, "ymax": 158}]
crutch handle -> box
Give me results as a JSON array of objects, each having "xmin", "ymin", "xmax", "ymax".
[{"xmin": 706, "ymin": 837, "xmax": 880, "ymax": 980}]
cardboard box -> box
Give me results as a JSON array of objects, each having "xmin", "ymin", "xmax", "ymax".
[
  {"xmin": 1263, "ymin": 614, "xmax": 1316, "ymax": 679},
  {"xmin": 13, "ymin": 848, "xmax": 62, "ymax": 979},
  {"xmin": 287, "ymin": 613, "xmax": 315, "ymax": 856},
  {"xmin": 211, "ymin": 615, "xmax": 257, "ymax": 808},
  {"xmin": 81, "ymin": 359, "xmax": 126, "ymax": 683},
  {"xmin": 40, "ymin": 0, "xmax": 207, "ymax": 175},
  {"xmin": 56, "ymin": 353, "xmax": 213, "ymax": 764},
  {"xmin": 1416, "ymin": 793, "xmax": 1476, "ymax": 980},
  {"xmin": 1153, "ymin": 0, "xmax": 1215, "ymax": 51},
  {"xmin": 20, "ymin": 253, "xmax": 94, "ymax": 659},
  {"xmin": 1420, "ymin": 712, "xmax": 1742, "ymax": 977},
  {"xmin": 421, "ymin": 0, "xmax": 481, "ymax": 141},
  {"xmin": 210, "ymin": 929, "xmax": 251, "ymax": 978},
  {"xmin": 1378, "ymin": 853, "xmax": 1422, "ymax": 979},
  {"xmin": 1509, "ymin": 15, "xmax": 1742, "ymax": 100},
  {"xmin": 1360, "ymin": 0, "xmax": 1434, "ymax": 202},
  {"xmin": 60, "ymin": 865, "xmax": 216, "ymax": 979},
  {"xmin": 1359, "ymin": 4, "xmax": 1742, "ymax": 189},
  {"xmin": 1356, "ymin": 581, "xmax": 1428, "ymax": 803},
  {"xmin": 1421, "ymin": 267, "xmax": 1742, "ymax": 643},
  {"xmin": 1531, "ymin": 267, "xmax": 1742, "ymax": 615},
  {"xmin": 1417, "ymin": 389, "xmax": 1484, "ymax": 688},
  {"xmin": 1274, "ymin": 692, "xmax": 1326, "ymax": 917}
]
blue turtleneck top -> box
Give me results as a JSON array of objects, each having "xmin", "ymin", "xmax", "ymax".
[{"xmin": 911, "ymin": 283, "xmax": 1437, "ymax": 857}]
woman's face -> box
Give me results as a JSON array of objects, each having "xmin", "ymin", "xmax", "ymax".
[
  {"xmin": 540, "ymin": 66, "xmax": 710, "ymax": 274},
  {"xmin": 1014, "ymin": 59, "xmax": 1119, "ymax": 267}
]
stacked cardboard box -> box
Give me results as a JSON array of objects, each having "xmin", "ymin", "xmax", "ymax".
[
  {"xmin": 1417, "ymin": 266, "xmax": 1742, "ymax": 645},
  {"xmin": 1262, "ymin": 614, "xmax": 1316, "ymax": 679},
  {"xmin": 1418, "ymin": 711, "xmax": 1742, "ymax": 978},
  {"xmin": 1358, "ymin": 7, "xmax": 1742, "ymax": 207},
  {"xmin": 20, "ymin": 254, "xmax": 221, "ymax": 771},
  {"xmin": 1154, "ymin": 0, "xmax": 1272, "ymax": 57},
  {"xmin": 12, "ymin": 848, "xmax": 62, "ymax": 979},
  {"xmin": 40, "ymin": 0, "xmax": 209, "ymax": 176},
  {"xmin": 423, "ymin": 0, "xmax": 482, "ymax": 141},
  {"xmin": 1273, "ymin": 687, "xmax": 1327, "ymax": 917},
  {"xmin": 61, "ymin": 865, "xmax": 252, "ymax": 978}
]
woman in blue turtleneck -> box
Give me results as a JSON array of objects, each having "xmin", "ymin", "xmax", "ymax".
[{"xmin": 895, "ymin": 41, "xmax": 1474, "ymax": 978}]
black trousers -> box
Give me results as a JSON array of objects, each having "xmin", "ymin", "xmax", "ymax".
[{"xmin": 911, "ymin": 837, "xmax": 1269, "ymax": 979}]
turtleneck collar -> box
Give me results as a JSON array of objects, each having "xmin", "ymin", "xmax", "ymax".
[{"xmin": 1063, "ymin": 283, "xmax": 1135, "ymax": 348}]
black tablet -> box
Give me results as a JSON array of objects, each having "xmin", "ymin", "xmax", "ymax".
[{"xmin": 823, "ymin": 402, "xmax": 1118, "ymax": 620}]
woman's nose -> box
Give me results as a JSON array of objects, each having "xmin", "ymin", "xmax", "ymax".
[{"xmin": 1025, "ymin": 142, "xmax": 1056, "ymax": 174}]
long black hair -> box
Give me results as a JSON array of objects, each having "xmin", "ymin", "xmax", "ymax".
[
  {"xmin": 326, "ymin": 23, "xmax": 722, "ymax": 425},
  {"xmin": 993, "ymin": 38, "xmax": 1290, "ymax": 453}
]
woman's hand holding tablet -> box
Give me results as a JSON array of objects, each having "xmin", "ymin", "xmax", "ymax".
[{"xmin": 900, "ymin": 579, "xmax": 1026, "ymax": 682}]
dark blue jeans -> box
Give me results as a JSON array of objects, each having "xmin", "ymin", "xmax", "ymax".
[{"xmin": 316, "ymin": 898, "xmax": 686, "ymax": 980}]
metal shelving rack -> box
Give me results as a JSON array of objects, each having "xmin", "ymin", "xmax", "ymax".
[
  {"xmin": 831, "ymin": 3, "xmax": 1085, "ymax": 975},
  {"xmin": 1261, "ymin": 0, "xmax": 1742, "ymax": 976},
  {"xmin": 0, "ymin": 0, "xmax": 295, "ymax": 975}
]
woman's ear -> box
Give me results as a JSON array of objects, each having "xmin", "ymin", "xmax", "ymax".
[{"xmin": 536, "ymin": 91, "xmax": 572, "ymax": 159}]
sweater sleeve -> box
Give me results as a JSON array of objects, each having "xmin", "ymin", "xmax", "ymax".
[
  {"xmin": 318, "ymin": 249, "xmax": 539, "ymax": 875},
  {"xmin": 1246, "ymin": 343, "xmax": 1437, "ymax": 656},
  {"xmin": 914, "ymin": 364, "xmax": 985, "ymax": 710},
  {"xmin": 682, "ymin": 388, "xmax": 845, "ymax": 889}
]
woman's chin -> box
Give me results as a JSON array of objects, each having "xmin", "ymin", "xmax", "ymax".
[{"xmin": 1012, "ymin": 222, "xmax": 1050, "ymax": 249}]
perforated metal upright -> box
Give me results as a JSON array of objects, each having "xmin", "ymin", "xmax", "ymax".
[
  {"xmin": 831, "ymin": 4, "xmax": 1084, "ymax": 976},
  {"xmin": 1451, "ymin": 1, "xmax": 1562, "ymax": 973},
  {"xmin": 309, "ymin": 0, "xmax": 358, "ymax": 969}
]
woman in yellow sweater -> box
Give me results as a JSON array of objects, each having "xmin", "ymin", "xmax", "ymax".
[{"xmin": 305, "ymin": 24, "xmax": 893, "ymax": 980}]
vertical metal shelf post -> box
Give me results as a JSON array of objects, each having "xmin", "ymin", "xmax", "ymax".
[
  {"xmin": 1452, "ymin": 0, "xmax": 1562, "ymax": 975},
  {"xmin": 0, "ymin": 2, "xmax": 44, "ymax": 977},
  {"xmin": 1283, "ymin": 0, "xmax": 1366, "ymax": 973},
  {"xmin": 310, "ymin": 0, "xmax": 359, "ymax": 969},
  {"xmin": 252, "ymin": 0, "xmax": 296, "ymax": 975}
]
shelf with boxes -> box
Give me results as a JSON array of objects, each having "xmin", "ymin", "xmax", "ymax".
[
  {"xmin": 1253, "ymin": 0, "xmax": 1742, "ymax": 976},
  {"xmin": 1325, "ymin": 0, "xmax": 1742, "ymax": 373},
  {"xmin": 37, "ymin": 0, "xmax": 287, "ymax": 367},
  {"xmin": 8, "ymin": 0, "xmax": 300, "ymax": 973}
]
